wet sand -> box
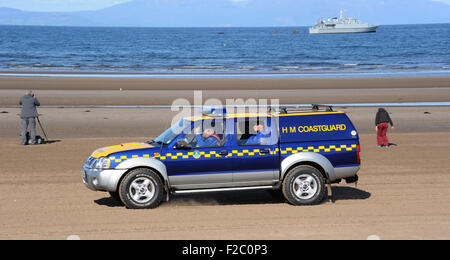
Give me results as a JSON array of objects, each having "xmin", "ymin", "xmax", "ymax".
[
  {"xmin": 1, "ymin": 76, "xmax": 450, "ymax": 106},
  {"xmin": 0, "ymin": 76, "xmax": 449, "ymax": 240},
  {"xmin": 1, "ymin": 75, "xmax": 450, "ymax": 91}
]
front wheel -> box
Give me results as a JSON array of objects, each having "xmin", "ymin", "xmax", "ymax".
[
  {"xmin": 282, "ymin": 165, "xmax": 326, "ymax": 206},
  {"xmin": 119, "ymin": 168, "xmax": 164, "ymax": 209},
  {"xmin": 109, "ymin": 191, "xmax": 122, "ymax": 203}
]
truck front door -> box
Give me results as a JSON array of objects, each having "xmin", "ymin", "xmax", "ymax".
[{"xmin": 165, "ymin": 118, "xmax": 233, "ymax": 190}]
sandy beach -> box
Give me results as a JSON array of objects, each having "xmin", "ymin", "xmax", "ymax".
[
  {"xmin": 1, "ymin": 75, "xmax": 450, "ymax": 240},
  {"xmin": 1, "ymin": 76, "xmax": 450, "ymax": 106}
]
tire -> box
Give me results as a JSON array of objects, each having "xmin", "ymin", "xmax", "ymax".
[
  {"xmin": 119, "ymin": 168, "xmax": 164, "ymax": 209},
  {"xmin": 282, "ymin": 165, "xmax": 326, "ymax": 206},
  {"xmin": 108, "ymin": 191, "xmax": 122, "ymax": 203}
]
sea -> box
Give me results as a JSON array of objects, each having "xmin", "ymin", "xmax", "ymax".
[{"xmin": 0, "ymin": 24, "xmax": 449, "ymax": 76}]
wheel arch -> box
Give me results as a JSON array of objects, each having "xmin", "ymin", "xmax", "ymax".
[
  {"xmin": 283, "ymin": 161, "xmax": 328, "ymax": 181},
  {"xmin": 280, "ymin": 152, "xmax": 336, "ymax": 182},
  {"xmin": 113, "ymin": 158, "xmax": 170, "ymax": 192}
]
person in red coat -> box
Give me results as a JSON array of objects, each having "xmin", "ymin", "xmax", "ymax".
[{"xmin": 375, "ymin": 108, "xmax": 395, "ymax": 148}]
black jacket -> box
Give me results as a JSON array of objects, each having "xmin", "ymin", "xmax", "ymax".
[
  {"xmin": 19, "ymin": 94, "xmax": 40, "ymax": 118},
  {"xmin": 375, "ymin": 108, "xmax": 394, "ymax": 126}
]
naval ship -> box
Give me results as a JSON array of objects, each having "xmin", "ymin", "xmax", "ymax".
[{"xmin": 309, "ymin": 9, "xmax": 378, "ymax": 34}]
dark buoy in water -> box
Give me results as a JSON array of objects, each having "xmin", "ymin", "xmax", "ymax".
[
  {"xmin": 272, "ymin": 30, "xmax": 278, "ymax": 34},
  {"xmin": 293, "ymin": 29, "xmax": 300, "ymax": 34}
]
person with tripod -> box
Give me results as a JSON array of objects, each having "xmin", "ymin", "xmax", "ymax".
[{"xmin": 19, "ymin": 90, "xmax": 40, "ymax": 145}]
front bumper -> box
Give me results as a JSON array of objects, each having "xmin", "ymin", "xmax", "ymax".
[{"xmin": 82, "ymin": 166, "xmax": 127, "ymax": 192}]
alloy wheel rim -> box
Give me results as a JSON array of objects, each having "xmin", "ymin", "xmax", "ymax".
[
  {"xmin": 293, "ymin": 174, "xmax": 318, "ymax": 200},
  {"xmin": 129, "ymin": 177, "xmax": 155, "ymax": 204}
]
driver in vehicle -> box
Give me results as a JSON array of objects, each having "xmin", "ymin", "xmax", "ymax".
[
  {"xmin": 194, "ymin": 128, "xmax": 221, "ymax": 147},
  {"xmin": 245, "ymin": 124, "xmax": 267, "ymax": 145}
]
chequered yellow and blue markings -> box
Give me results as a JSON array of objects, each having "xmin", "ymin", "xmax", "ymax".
[
  {"xmin": 279, "ymin": 144, "xmax": 357, "ymax": 154},
  {"xmin": 108, "ymin": 144, "xmax": 357, "ymax": 166},
  {"xmin": 110, "ymin": 149, "xmax": 275, "ymax": 164}
]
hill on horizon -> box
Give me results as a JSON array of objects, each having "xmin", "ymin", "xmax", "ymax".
[{"xmin": 0, "ymin": 0, "xmax": 449, "ymax": 27}]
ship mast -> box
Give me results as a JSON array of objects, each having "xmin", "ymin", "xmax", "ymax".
[{"xmin": 340, "ymin": 8, "xmax": 344, "ymax": 20}]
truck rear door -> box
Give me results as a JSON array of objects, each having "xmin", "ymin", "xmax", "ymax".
[{"xmin": 230, "ymin": 116, "xmax": 280, "ymax": 186}]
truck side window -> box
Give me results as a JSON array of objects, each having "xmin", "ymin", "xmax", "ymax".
[
  {"xmin": 235, "ymin": 118, "xmax": 271, "ymax": 146},
  {"xmin": 182, "ymin": 119, "xmax": 226, "ymax": 148}
]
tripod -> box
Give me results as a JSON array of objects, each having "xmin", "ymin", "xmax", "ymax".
[{"xmin": 36, "ymin": 116, "xmax": 49, "ymax": 142}]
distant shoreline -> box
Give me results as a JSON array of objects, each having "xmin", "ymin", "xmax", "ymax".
[
  {"xmin": 1, "ymin": 70, "xmax": 450, "ymax": 79},
  {"xmin": 1, "ymin": 23, "xmax": 450, "ymax": 28}
]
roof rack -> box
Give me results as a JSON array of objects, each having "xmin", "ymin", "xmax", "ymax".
[{"xmin": 274, "ymin": 104, "xmax": 334, "ymax": 114}]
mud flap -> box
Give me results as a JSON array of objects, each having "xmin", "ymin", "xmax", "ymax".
[{"xmin": 327, "ymin": 183, "xmax": 335, "ymax": 203}]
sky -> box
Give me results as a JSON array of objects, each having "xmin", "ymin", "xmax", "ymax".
[
  {"xmin": 0, "ymin": 0, "xmax": 449, "ymax": 12},
  {"xmin": 435, "ymin": 0, "xmax": 450, "ymax": 4},
  {"xmin": 0, "ymin": 0, "xmax": 449, "ymax": 27},
  {"xmin": 0, "ymin": 0, "xmax": 133, "ymax": 12}
]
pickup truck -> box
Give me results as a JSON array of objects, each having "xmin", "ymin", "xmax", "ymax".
[{"xmin": 83, "ymin": 106, "xmax": 361, "ymax": 209}]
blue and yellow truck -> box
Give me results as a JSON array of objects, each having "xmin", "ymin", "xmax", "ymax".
[{"xmin": 82, "ymin": 105, "xmax": 361, "ymax": 209}]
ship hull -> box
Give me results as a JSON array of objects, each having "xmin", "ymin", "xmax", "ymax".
[{"xmin": 309, "ymin": 26, "xmax": 378, "ymax": 34}]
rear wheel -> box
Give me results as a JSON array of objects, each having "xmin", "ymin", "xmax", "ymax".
[
  {"xmin": 282, "ymin": 165, "xmax": 326, "ymax": 206},
  {"xmin": 119, "ymin": 168, "xmax": 164, "ymax": 209}
]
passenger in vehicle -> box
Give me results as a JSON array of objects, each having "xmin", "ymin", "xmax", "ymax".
[
  {"xmin": 245, "ymin": 124, "xmax": 267, "ymax": 145},
  {"xmin": 194, "ymin": 128, "xmax": 221, "ymax": 147}
]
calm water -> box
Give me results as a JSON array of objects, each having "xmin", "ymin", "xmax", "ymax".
[{"xmin": 0, "ymin": 24, "xmax": 449, "ymax": 75}]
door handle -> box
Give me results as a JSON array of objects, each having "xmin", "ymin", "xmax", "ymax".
[
  {"xmin": 260, "ymin": 148, "xmax": 271, "ymax": 154},
  {"xmin": 219, "ymin": 150, "xmax": 228, "ymax": 156}
]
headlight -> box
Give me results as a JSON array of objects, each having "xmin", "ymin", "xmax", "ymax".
[{"xmin": 95, "ymin": 157, "xmax": 111, "ymax": 169}]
